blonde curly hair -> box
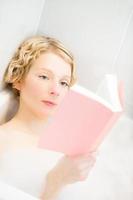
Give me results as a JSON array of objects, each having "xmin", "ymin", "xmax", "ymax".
[{"xmin": 2, "ymin": 35, "xmax": 77, "ymax": 98}]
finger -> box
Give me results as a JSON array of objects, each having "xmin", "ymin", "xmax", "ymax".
[
  {"xmin": 79, "ymin": 158, "xmax": 96, "ymax": 167},
  {"xmin": 79, "ymin": 163, "xmax": 94, "ymax": 170},
  {"xmin": 82, "ymin": 150, "xmax": 99, "ymax": 157},
  {"xmin": 75, "ymin": 156, "xmax": 96, "ymax": 165},
  {"xmin": 80, "ymin": 169, "xmax": 91, "ymax": 178},
  {"xmin": 71, "ymin": 151, "xmax": 96, "ymax": 158}
]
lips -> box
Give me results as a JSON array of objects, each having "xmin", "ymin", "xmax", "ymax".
[{"xmin": 42, "ymin": 100, "xmax": 57, "ymax": 106}]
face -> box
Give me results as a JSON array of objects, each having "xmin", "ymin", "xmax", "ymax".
[{"xmin": 16, "ymin": 52, "xmax": 72, "ymax": 119}]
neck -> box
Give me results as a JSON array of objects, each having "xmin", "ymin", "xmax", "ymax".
[{"xmin": 7, "ymin": 103, "xmax": 50, "ymax": 141}]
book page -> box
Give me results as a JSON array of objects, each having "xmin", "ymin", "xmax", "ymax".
[
  {"xmin": 71, "ymin": 74, "xmax": 122, "ymax": 111},
  {"xmin": 71, "ymin": 83, "xmax": 114, "ymax": 110},
  {"xmin": 96, "ymin": 74, "xmax": 122, "ymax": 112}
]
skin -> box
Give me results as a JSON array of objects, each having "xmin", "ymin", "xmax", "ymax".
[
  {"xmin": 0, "ymin": 51, "xmax": 98, "ymax": 200},
  {"xmin": 0, "ymin": 52, "xmax": 71, "ymax": 145}
]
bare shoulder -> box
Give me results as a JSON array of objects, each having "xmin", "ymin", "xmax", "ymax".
[
  {"xmin": 0, "ymin": 125, "xmax": 7, "ymax": 137},
  {"xmin": 0, "ymin": 125, "xmax": 8, "ymax": 154}
]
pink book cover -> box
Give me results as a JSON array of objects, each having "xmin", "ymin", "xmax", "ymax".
[{"xmin": 38, "ymin": 75, "xmax": 124, "ymax": 156}]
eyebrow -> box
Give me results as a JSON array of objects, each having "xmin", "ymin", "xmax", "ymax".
[{"xmin": 38, "ymin": 68, "xmax": 71, "ymax": 79}]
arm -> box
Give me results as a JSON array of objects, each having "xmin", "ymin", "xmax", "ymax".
[
  {"xmin": 39, "ymin": 171, "xmax": 65, "ymax": 200},
  {"xmin": 40, "ymin": 152, "xmax": 97, "ymax": 200}
]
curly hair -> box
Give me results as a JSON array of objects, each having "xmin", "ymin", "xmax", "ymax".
[{"xmin": 2, "ymin": 35, "xmax": 77, "ymax": 98}]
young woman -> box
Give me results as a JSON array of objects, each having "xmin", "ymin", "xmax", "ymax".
[{"xmin": 0, "ymin": 35, "xmax": 97, "ymax": 200}]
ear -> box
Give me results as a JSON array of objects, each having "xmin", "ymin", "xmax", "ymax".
[{"xmin": 12, "ymin": 80, "xmax": 22, "ymax": 91}]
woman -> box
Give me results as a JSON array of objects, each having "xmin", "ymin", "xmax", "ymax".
[{"xmin": 0, "ymin": 35, "xmax": 97, "ymax": 200}]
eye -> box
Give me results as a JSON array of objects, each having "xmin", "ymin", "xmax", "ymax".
[
  {"xmin": 61, "ymin": 81, "xmax": 69, "ymax": 87},
  {"xmin": 39, "ymin": 75, "xmax": 49, "ymax": 80}
]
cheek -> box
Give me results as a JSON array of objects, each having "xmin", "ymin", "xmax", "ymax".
[
  {"xmin": 22, "ymin": 76, "xmax": 47, "ymax": 100},
  {"xmin": 30, "ymin": 82, "xmax": 43, "ymax": 97}
]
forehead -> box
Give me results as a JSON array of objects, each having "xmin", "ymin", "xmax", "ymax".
[{"xmin": 31, "ymin": 52, "xmax": 71, "ymax": 78}]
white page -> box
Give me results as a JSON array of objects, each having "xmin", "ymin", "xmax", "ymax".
[
  {"xmin": 96, "ymin": 74, "xmax": 122, "ymax": 112},
  {"xmin": 71, "ymin": 74, "xmax": 122, "ymax": 112},
  {"xmin": 71, "ymin": 83, "xmax": 114, "ymax": 110}
]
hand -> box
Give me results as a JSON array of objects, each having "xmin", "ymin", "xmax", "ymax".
[{"xmin": 46, "ymin": 150, "xmax": 98, "ymax": 186}]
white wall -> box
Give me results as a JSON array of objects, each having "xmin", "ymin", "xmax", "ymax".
[
  {"xmin": 0, "ymin": 0, "xmax": 45, "ymax": 90},
  {"xmin": 38, "ymin": 0, "xmax": 133, "ymax": 118}
]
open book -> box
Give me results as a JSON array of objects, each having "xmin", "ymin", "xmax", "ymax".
[{"xmin": 41, "ymin": 74, "xmax": 123, "ymax": 155}]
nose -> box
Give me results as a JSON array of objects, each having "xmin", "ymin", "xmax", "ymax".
[{"xmin": 49, "ymin": 82, "xmax": 60, "ymax": 97}]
